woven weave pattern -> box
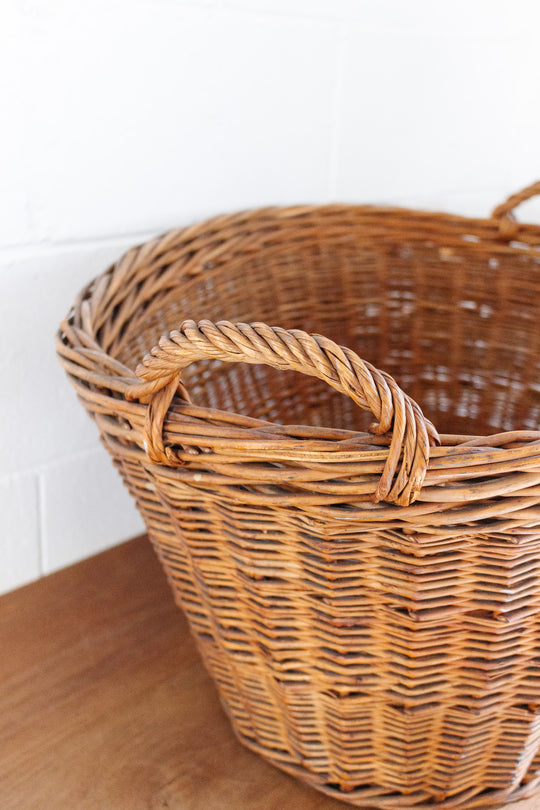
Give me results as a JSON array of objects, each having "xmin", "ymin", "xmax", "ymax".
[{"xmin": 58, "ymin": 184, "xmax": 540, "ymax": 808}]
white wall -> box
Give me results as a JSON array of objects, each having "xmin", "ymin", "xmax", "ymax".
[{"xmin": 2, "ymin": 0, "xmax": 540, "ymax": 594}]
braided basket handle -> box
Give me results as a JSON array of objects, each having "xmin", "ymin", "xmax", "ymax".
[
  {"xmin": 126, "ymin": 320, "xmax": 440, "ymax": 506},
  {"xmin": 492, "ymin": 181, "xmax": 540, "ymax": 240}
]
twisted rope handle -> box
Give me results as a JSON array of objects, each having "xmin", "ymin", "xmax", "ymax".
[
  {"xmin": 492, "ymin": 181, "xmax": 540, "ymax": 240},
  {"xmin": 126, "ymin": 320, "xmax": 440, "ymax": 506}
]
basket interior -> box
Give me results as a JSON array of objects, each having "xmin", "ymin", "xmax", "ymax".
[{"xmin": 112, "ymin": 225, "xmax": 540, "ymax": 437}]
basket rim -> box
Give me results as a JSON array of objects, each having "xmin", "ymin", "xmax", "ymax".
[{"xmin": 57, "ymin": 197, "xmax": 540, "ymax": 516}]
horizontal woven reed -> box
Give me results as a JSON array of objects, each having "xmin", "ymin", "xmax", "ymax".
[{"xmin": 57, "ymin": 183, "xmax": 540, "ymax": 809}]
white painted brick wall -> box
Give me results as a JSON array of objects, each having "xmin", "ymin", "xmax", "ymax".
[{"xmin": 1, "ymin": 0, "xmax": 540, "ymax": 593}]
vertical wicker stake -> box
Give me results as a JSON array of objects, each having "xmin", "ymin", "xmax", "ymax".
[{"xmin": 58, "ymin": 184, "xmax": 540, "ymax": 809}]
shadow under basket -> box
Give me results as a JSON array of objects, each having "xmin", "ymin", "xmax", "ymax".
[{"xmin": 58, "ymin": 183, "xmax": 540, "ymax": 809}]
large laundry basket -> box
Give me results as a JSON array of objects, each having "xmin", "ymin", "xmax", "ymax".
[{"xmin": 57, "ymin": 183, "xmax": 540, "ymax": 809}]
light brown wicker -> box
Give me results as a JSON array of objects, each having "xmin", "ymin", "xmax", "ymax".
[{"xmin": 57, "ymin": 183, "xmax": 540, "ymax": 809}]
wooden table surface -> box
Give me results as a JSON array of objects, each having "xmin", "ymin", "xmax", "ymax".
[{"xmin": 2, "ymin": 536, "xmax": 539, "ymax": 810}]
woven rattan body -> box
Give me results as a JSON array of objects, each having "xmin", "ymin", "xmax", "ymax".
[{"xmin": 58, "ymin": 186, "xmax": 540, "ymax": 809}]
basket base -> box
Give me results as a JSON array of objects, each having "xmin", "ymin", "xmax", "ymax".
[{"xmin": 234, "ymin": 731, "xmax": 540, "ymax": 810}]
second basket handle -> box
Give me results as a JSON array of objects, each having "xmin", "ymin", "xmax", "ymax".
[
  {"xmin": 492, "ymin": 180, "xmax": 540, "ymax": 239},
  {"xmin": 127, "ymin": 320, "xmax": 439, "ymax": 506}
]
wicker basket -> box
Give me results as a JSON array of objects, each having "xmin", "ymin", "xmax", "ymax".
[{"xmin": 58, "ymin": 183, "xmax": 540, "ymax": 809}]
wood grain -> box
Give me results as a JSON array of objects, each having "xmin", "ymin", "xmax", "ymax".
[{"xmin": 0, "ymin": 536, "xmax": 538, "ymax": 810}]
